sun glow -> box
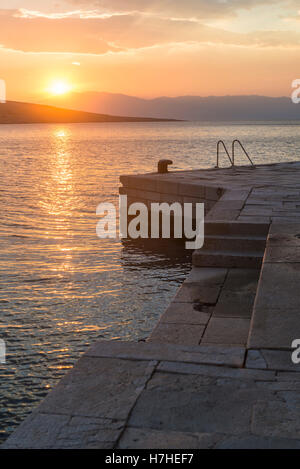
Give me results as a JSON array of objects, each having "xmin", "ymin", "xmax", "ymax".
[{"xmin": 48, "ymin": 80, "xmax": 72, "ymax": 96}]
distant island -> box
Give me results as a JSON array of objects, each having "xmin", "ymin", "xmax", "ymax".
[
  {"xmin": 46, "ymin": 92, "xmax": 300, "ymax": 121},
  {"xmin": 0, "ymin": 101, "xmax": 176, "ymax": 124},
  {"xmin": 4, "ymin": 95, "xmax": 300, "ymax": 124}
]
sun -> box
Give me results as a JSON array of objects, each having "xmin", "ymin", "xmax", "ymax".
[{"xmin": 48, "ymin": 80, "xmax": 72, "ymax": 96}]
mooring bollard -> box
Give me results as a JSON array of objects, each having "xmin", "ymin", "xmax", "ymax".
[{"xmin": 157, "ymin": 159, "xmax": 173, "ymax": 174}]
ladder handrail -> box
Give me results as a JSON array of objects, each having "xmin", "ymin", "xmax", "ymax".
[
  {"xmin": 232, "ymin": 139, "xmax": 255, "ymax": 167},
  {"xmin": 215, "ymin": 140, "xmax": 255, "ymax": 168},
  {"xmin": 216, "ymin": 140, "xmax": 233, "ymax": 168}
]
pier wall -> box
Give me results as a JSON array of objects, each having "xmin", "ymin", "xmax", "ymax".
[{"xmin": 119, "ymin": 173, "xmax": 224, "ymax": 216}]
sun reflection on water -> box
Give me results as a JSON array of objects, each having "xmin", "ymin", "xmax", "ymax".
[
  {"xmin": 55, "ymin": 130, "xmax": 67, "ymax": 138},
  {"xmin": 37, "ymin": 127, "xmax": 78, "ymax": 275},
  {"xmin": 39, "ymin": 127, "xmax": 75, "ymax": 218}
]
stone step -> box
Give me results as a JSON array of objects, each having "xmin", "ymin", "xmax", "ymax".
[
  {"xmin": 193, "ymin": 250, "xmax": 263, "ymax": 269},
  {"xmin": 204, "ymin": 221, "xmax": 270, "ymax": 237},
  {"xmin": 203, "ymin": 235, "xmax": 266, "ymax": 252},
  {"xmin": 247, "ymin": 224, "xmax": 300, "ymax": 350}
]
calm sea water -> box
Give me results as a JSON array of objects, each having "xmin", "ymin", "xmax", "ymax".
[{"xmin": 1, "ymin": 121, "xmax": 300, "ymax": 441}]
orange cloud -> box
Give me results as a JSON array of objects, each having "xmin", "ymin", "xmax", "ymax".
[
  {"xmin": 1, "ymin": 8, "xmax": 300, "ymax": 56},
  {"xmin": 69, "ymin": 0, "xmax": 296, "ymax": 19},
  {"xmin": 1, "ymin": 3, "xmax": 300, "ymax": 101}
]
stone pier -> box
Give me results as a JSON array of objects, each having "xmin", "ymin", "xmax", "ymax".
[{"xmin": 3, "ymin": 161, "xmax": 300, "ymax": 449}]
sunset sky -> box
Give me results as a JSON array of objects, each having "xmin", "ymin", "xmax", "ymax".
[{"xmin": 1, "ymin": 0, "xmax": 300, "ymax": 102}]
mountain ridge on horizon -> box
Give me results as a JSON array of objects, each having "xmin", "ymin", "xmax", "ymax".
[
  {"xmin": 46, "ymin": 90, "xmax": 292, "ymax": 101},
  {"xmin": 43, "ymin": 92, "xmax": 300, "ymax": 121}
]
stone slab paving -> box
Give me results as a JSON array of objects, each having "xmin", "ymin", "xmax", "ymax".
[
  {"xmin": 2, "ymin": 341, "xmax": 244, "ymax": 449},
  {"xmin": 213, "ymin": 269, "xmax": 260, "ymax": 319},
  {"xmin": 125, "ymin": 362, "xmax": 300, "ymax": 446},
  {"xmin": 158, "ymin": 303, "xmax": 210, "ymax": 325},
  {"xmin": 149, "ymin": 267, "xmax": 260, "ymax": 348},
  {"xmin": 246, "ymin": 349, "xmax": 300, "ymax": 372},
  {"xmin": 148, "ymin": 323, "xmax": 206, "ymax": 346},
  {"xmin": 201, "ymin": 317, "xmax": 251, "ymax": 346},
  {"xmin": 85, "ymin": 340, "xmax": 245, "ymax": 368},
  {"xmin": 213, "ymin": 291, "xmax": 256, "ymax": 319},
  {"xmin": 4, "ymin": 340, "xmax": 300, "ymax": 449}
]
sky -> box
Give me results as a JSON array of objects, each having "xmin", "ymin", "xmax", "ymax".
[{"xmin": 1, "ymin": 0, "xmax": 300, "ymax": 101}]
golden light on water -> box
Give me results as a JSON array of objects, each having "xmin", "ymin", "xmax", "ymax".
[
  {"xmin": 55, "ymin": 130, "xmax": 67, "ymax": 138},
  {"xmin": 37, "ymin": 127, "xmax": 77, "ymax": 276}
]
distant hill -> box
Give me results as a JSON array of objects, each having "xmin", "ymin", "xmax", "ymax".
[
  {"xmin": 0, "ymin": 100, "xmax": 175, "ymax": 124},
  {"xmin": 46, "ymin": 92, "xmax": 300, "ymax": 121}
]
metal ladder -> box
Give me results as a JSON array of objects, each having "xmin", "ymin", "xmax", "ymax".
[{"xmin": 216, "ymin": 140, "xmax": 255, "ymax": 168}]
